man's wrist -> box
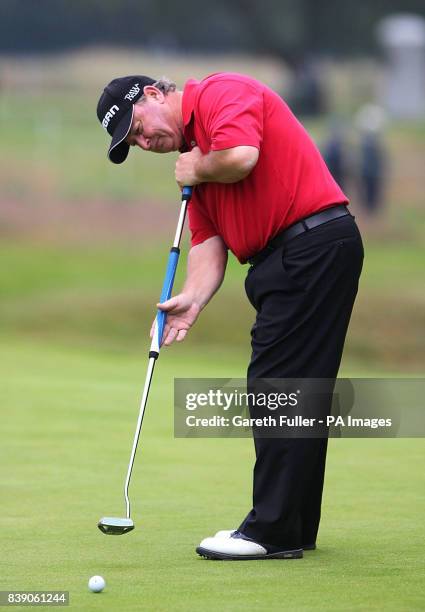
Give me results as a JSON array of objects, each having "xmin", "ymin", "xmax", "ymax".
[
  {"xmin": 181, "ymin": 288, "xmax": 205, "ymax": 310},
  {"xmin": 193, "ymin": 155, "xmax": 209, "ymax": 183},
  {"xmin": 194, "ymin": 153, "xmax": 225, "ymax": 183},
  {"xmin": 193, "ymin": 149, "xmax": 254, "ymax": 184}
]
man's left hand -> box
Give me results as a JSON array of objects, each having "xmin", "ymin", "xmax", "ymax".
[{"xmin": 175, "ymin": 146, "xmax": 203, "ymax": 188}]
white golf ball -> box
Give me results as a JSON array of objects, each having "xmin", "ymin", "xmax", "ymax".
[{"xmin": 88, "ymin": 575, "xmax": 106, "ymax": 593}]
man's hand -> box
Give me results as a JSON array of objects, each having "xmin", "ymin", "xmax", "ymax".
[
  {"xmin": 150, "ymin": 236, "xmax": 228, "ymax": 348},
  {"xmin": 150, "ymin": 293, "xmax": 201, "ymax": 346},
  {"xmin": 175, "ymin": 146, "xmax": 204, "ymax": 188}
]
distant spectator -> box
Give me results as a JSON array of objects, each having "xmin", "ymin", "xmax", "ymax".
[
  {"xmin": 322, "ymin": 121, "xmax": 346, "ymax": 189},
  {"xmin": 288, "ymin": 56, "xmax": 325, "ymax": 117},
  {"xmin": 355, "ymin": 104, "xmax": 387, "ymax": 214}
]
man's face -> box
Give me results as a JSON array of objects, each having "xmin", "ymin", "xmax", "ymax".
[{"xmin": 125, "ymin": 86, "xmax": 183, "ymax": 154}]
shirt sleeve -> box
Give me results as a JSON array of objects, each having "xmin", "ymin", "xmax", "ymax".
[
  {"xmin": 188, "ymin": 193, "xmax": 219, "ymax": 248},
  {"xmin": 197, "ymin": 79, "xmax": 263, "ymax": 151}
]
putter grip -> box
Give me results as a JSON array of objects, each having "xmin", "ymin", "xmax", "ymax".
[
  {"xmin": 150, "ymin": 247, "xmax": 180, "ymax": 355},
  {"xmin": 182, "ymin": 186, "xmax": 193, "ymax": 201},
  {"xmin": 149, "ymin": 186, "xmax": 192, "ymax": 357}
]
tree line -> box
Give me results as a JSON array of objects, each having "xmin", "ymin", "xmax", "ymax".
[{"xmin": 1, "ymin": 0, "xmax": 425, "ymax": 56}]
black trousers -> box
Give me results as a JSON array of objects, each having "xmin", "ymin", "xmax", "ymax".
[{"xmin": 238, "ymin": 214, "xmax": 364, "ymax": 549}]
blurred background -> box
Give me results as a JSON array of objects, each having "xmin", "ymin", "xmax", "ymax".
[{"xmin": 0, "ymin": 0, "xmax": 424, "ymax": 375}]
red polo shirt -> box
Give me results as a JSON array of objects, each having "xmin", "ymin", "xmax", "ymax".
[{"xmin": 182, "ymin": 73, "xmax": 348, "ymax": 263}]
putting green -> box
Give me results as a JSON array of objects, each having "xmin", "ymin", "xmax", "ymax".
[{"xmin": 1, "ymin": 339, "xmax": 424, "ymax": 611}]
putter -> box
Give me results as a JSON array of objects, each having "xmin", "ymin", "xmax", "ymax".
[{"xmin": 98, "ymin": 186, "xmax": 193, "ymax": 535}]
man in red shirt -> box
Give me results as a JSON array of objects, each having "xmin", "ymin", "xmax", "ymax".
[{"xmin": 97, "ymin": 73, "xmax": 363, "ymax": 560}]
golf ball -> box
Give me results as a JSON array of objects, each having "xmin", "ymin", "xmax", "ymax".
[{"xmin": 88, "ymin": 575, "xmax": 105, "ymax": 593}]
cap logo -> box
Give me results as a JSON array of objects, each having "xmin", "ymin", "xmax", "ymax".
[
  {"xmin": 102, "ymin": 104, "xmax": 119, "ymax": 129},
  {"xmin": 124, "ymin": 83, "xmax": 141, "ymax": 101}
]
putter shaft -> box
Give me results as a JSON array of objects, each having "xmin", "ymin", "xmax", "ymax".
[
  {"xmin": 122, "ymin": 189, "xmax": 191, "ymax": 520},
  {"xmin": 124, "ymin": 356, "xmax": 156, "ymax": 519}
]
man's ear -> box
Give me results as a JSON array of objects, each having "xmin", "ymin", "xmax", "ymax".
[{"xmin": 142, "ymin": 85, "xmax": 165, "ymax": 102}]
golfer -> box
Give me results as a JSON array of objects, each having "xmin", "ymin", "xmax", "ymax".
[{"xmin": 97, "ymin": 73, "xmax": 363, "ymax": 560}]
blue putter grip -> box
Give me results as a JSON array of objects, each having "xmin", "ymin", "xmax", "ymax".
[
  {"xmin": 155, "ymin": 248, "xmax": 180, "ymax": 349},
  {"xmin": 182, "ymin": 186, "xmax": 193, "ymax": 201},
  {"xmin": 150, "ymin": 186, "xmax": 191, "ymax": 356}
]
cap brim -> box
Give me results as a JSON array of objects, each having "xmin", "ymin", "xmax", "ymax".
[{"xmin": 107, "ymin": 106, "xmax": 134, "ymax": 164}]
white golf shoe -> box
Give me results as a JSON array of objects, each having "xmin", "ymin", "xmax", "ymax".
[
  {"xmin": 196, "ymin": 530, "xmax": 303, "ymax": 560},
  {"xmin": 214, "ymin": 529, "xmax": 236, "ymax": 538},
  {"xmin": 213, "ymin": 529, "xmax": 316, "ymax": 550}
]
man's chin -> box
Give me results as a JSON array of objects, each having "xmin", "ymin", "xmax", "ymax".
[
  {"xmin": 152, "ymin": 141, "xmax": 178, "ymax": 154},
  {"xmin": 153, "ymin": 146, "xmax": 175, "ymax": 154}
]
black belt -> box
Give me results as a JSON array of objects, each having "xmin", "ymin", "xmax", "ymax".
[{"xmin": 248, "ymin": 205, "xmax": 352, "ymax": 267}]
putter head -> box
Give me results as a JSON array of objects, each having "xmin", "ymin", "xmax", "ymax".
[{"xmin": 98, "ymin": 517, "xmax": 135, "ymax": 535}]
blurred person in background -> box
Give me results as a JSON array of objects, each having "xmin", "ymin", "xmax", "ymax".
[
  {"xmin": 97, "ymin": 72, "xmax": 364, "ymax": 561},
  {"xmin": 322, "ymin": 119, "xmax": 347, "ymax": 190},
  {"xmin": 287, "ymin": 55, "xmax": 325, "ymax": 117},
  {"xmin": 355, "ymin": 104, "xmax": 387, "ymax": 215}
]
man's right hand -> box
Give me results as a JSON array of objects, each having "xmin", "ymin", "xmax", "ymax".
[
  {"xmin": 150, "ymin": 293, "xmax": 201, "ymax": 346},
  {"xmin": 150, "ymin": 235, "xmax": 228, "ymax": 348}
]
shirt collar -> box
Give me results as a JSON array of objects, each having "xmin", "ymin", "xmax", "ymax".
[{"xmin": 182, "ymin": 78, "xmax": 199, "ymax": 127}]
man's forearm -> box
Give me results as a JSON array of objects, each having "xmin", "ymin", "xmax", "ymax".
[
  {"xmin": 194, "ymin": 147, "xmax": 259, "ymax": 184},
  {"xmin": 182, "ymin": 235, "xmax": 228, "ymax": 308},
  {"xmin": 175, "ymin": 146, "xmax": 259, "ymax": 187}
]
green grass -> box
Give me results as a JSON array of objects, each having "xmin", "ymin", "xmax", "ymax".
[
  {"xmin": 0, "ymin": 238, "xmax": 423, "ymax": 372},
  {"xmin": 1, "ymin": 339, "xmax": 424, "ymax": 611}
]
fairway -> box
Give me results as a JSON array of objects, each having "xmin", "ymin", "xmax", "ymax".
[{"xmin": 1, "ymin": 339, "xmax": 424, "ymax": 611}]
